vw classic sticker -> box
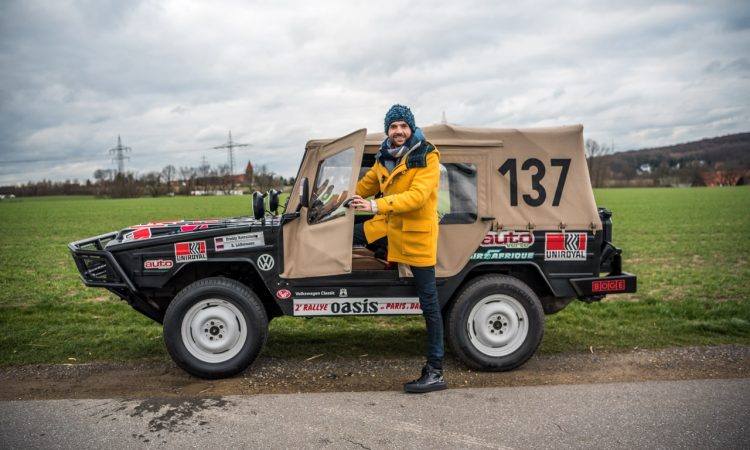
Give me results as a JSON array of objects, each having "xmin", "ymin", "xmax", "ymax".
[
  {"xmin": 215, "ymin": 232, "xmax": 265, "ymax": 251},
  {"xmin": 174, "ymin": 241, "xmax": 207, "ymax": 262}
]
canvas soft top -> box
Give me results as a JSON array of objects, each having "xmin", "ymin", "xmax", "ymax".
[{"xmin": 303, "ymin": 123, "xmax": 601, "ymax": 232}]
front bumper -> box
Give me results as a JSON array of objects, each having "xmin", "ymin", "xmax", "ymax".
[{"xmin": 68, "ymin": 232, "xmax": 137, "ymax": 292}]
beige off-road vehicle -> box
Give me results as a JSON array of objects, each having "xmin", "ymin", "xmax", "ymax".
[{"xmin": 70, "ymin": 124, "xmax": 637, "ymax": 379}]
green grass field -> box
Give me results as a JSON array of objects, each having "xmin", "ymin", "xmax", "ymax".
[{"xmin": 0, "ymin": 187, "xmax": 748, "ymax": 365}]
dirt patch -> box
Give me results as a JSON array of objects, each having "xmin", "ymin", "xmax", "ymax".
[{"xmin": 1, "ymin": 345, "xmax": 747, "ymax": 400}]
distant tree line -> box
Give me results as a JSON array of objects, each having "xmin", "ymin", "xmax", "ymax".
[
  {"xmin": 585, "ymin": 132, "xmax": 749, "ymax": 188},
  {"xmin": 0, "ymin": 160, "xmax": 294, "ymax": 198}
]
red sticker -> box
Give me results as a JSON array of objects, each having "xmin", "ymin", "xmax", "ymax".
[
  {"xmin": 276, "ymin": 289, "xmax": 292, "ymax": 299},
  {"xmin": 174, "ymin": 241, "xmax": 207, "ymax": 262}
]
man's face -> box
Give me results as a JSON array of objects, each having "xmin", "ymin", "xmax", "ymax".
[{"xmin": 388, "ymin": 121, "xmax": 412, "ymax": 147}]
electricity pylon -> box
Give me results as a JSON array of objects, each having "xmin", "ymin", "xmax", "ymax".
[
  {"xmin": 109, "ymin": 135, "xmax": 131, "ymax": 175},
  {"xmin": 213, "ymin": 131, "xmax": 250, "ymax": 189}
]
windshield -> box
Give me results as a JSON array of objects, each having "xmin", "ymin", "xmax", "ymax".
[{"xmin": 307, "ymin": 147, "xmax": 354, "ymax": 224}]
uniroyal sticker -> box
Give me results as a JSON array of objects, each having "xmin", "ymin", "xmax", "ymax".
[
  {"xmin": 293, "ymin": 298, "xmax": 422, "ymax": 316},
  {"xmin": 174, "ymin": 241, "xmax": 207, "ymax": 262},
  {"xmin": 592, "ymin": 279, "xmax": 626, "ymax": 292},
  {"xmin": 480, "ymin": 231, "xmax": 535, "ymax": 248},
  {"xmin": 470, "ymin": 249, "xmax": 534, "ymax": 260},
  {"xmin": 144, "ymin": 259, "xmax": 174, "ymax": 270},
  {"xmin": 545, "ymin": 233, "xmax": 587, "ymax": 261},
  {"xmin": 123, "ymin": 228, "xmax": 152, "ymax": 242},
  {"xmin": 276, "ymin": 289, "xmax": 292, "ymax": 299},
  {"xmin": 214, "ymin": 232, "xmax": 265, "ymax": 251}
]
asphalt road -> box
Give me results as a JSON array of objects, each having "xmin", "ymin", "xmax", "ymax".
[{"xmin": 1, "ymin": 378, "xmax": 748, "ymax": 449}]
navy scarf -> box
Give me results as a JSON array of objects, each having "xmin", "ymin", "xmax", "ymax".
[{"xmin": 379, "ymin": 127, "xmax": 425, "ymax": 173}]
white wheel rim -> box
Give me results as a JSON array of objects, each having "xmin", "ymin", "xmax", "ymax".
[
  {"xmin": 467, "ymin": 294, "xmax": 528, "ymax": 357},
  {"xmin": 181, "ymin": 299, "xmax": 248, "ymax": 363}
]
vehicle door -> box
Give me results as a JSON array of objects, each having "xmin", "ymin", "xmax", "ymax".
[{"xmin": 281, "ymin": 129, "xmax": 366, "ymax": 278}]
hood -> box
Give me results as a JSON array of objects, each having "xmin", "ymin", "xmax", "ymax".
[{"xmin": 114, "ymin": 217, "xmax": 277, "ymax": 243}]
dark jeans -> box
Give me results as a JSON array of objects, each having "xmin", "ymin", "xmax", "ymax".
[{"xmin": 353, "ymin": 223, "xmax": 445, "ymax": 370}]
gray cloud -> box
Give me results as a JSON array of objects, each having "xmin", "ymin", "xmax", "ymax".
[{"xmin": 1, "ymin": 0, "xmax": 749, "ymax": 185}]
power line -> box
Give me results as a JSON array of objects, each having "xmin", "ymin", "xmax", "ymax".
[
  {"xmin": 108, "ymin": 135, "xmax": 131, "ymax": 174},
  {"xmin": 212, "ymin": 131, "xmax": 250, "ymax": 177}
]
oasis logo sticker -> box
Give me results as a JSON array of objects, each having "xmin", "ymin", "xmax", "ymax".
[
  {"xmin": 293, "ymin": 298, "xmax": 422, "ymax": 316},
  {"xmin": 480, "ymin": 231, "xmax": 534, "ymax": 248},
  {"xmin": 276, "ymin": 289, "xmax": 292, "ymax": 299},
  {"xmin": 257, "ymin": 254, "xmax": 274, "ymax": 271},
  {"xmin": 174, "ymin": 241, "xmax": 207, "ymax": 262},
  {"xmin": 144, "ymin": 259, "xmax": 173, "ymax": 270},
  {"xmin": 544, "ymin": 233, "xmax": 587, "ymax": 261}
]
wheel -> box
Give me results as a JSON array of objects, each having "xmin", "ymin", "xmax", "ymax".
[
  {"xmin": 446, "ymin": 275, "xmax": 544, "ymax": 371},
  {"xmin": 163, "ymin": 277, "xmax": 268, "ymax": 379}
]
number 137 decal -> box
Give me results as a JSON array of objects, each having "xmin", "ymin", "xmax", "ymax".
[{"xmin": 498, "ymin": 158, "xmax": 571, "ymax": 207}]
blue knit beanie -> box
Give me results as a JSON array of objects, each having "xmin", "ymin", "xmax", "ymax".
[{"xmin": 384, "ymin": 104, "xmax": 416, "ymax": 134}]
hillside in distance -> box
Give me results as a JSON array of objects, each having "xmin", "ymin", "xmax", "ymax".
[{"xmin": 599, "ymin": 131, "xmax": 750, "ymax": 187}]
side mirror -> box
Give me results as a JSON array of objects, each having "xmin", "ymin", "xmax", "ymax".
[
  {"xmin": 252, "ymin": 191, "xmax": 266, "ymax": 220},
  {"xmin": 299, "ymin": 177, "xmax": 309, "ymax": 209},
  {"xmin": 268, "ymin": 189, "xmax": 280, "ymax": 215}
]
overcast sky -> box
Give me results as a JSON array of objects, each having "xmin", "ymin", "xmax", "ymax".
[{"xmin": 1, "ymin": 0, "xmax": 748, "ymax": 185}]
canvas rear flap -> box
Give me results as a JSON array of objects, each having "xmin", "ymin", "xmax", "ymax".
[{"xmin": 281, "ymin": 129, "xmax": 366, "ymax": 279}]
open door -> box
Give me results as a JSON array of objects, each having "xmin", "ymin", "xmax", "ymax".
[{"xmin": 281, "ymin": 129, "xmax": 366, "ymax": 278}]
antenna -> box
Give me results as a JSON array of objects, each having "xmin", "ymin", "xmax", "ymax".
[{"xmin": 109, "ymin": 135, "xmax": 131, "ymax": 174}]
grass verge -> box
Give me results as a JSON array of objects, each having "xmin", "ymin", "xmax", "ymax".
[{"xmin": 0, "ymin": 187, "xmax": 748, "ymax": 366}]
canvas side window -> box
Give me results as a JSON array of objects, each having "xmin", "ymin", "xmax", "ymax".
[
  {"xmin": 308, "ymin": 147, "xmax": 355, "ymax": 225},
  {"xmin": 438, "ymin": 163, "xmax": 478, "ymax": 224}
]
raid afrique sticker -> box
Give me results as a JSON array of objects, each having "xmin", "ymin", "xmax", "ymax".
[{"xmin": 214, "ymin": 232, "xmax": 265, "ymax": 251}]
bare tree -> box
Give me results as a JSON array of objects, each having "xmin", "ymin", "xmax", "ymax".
[
  {"xmin": 179, "ymin": 166, "xmax": 196, "ymax": 195},
  {"xmin": 141, "ymin": 172, "xmax": 163, "ymax": 197},
  {"xmin": 585, "ymin": 139, "xmax": 613, "ymax": 188},
  {"xmin": 162, "ymin": 165, "xmax": 176, "ymax": 194},
  {"xmin": 255, "ymin": 164, "xmax": 276, "ymax": 192}
]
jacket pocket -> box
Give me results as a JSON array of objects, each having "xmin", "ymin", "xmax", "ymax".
[
  {"xmin": 401, "ymin": 217, "xmax": 431, "ymax": 232},
  {"xmin": 401, "ymin": 218, "xmax": 433, "ymax": 256}
]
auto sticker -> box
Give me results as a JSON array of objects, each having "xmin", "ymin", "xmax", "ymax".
[
  {"xmin": 144, "ymin": 259, "xmax": 173, "ymax": 270},
  {"xmin": 480, "ymin": 230, "xmax": 535, "ymax": 248}
]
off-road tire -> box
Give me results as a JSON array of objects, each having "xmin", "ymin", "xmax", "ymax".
[
  {"xmin": 164, "ymin": 277, "xmax": 268, "ymax": 379},
  {"xmin": 447, "ymin": 275, "xmax": 544, "ymax": 371}
]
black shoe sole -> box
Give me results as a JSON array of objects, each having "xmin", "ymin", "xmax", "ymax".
[{"xmin": 403, "ymin": 383, "xmax": 448, "ymax": 394}]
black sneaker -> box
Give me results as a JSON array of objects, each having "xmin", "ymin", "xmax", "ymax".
[{"xmin": 403, "ymin": 365, "xmax": 447, "ymax": 393}]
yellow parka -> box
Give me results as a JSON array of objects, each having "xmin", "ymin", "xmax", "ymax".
[{"xmin": 356, "ymin": 142, "xmax": 440, "ymax": 267}]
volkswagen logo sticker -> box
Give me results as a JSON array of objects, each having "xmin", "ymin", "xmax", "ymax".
[{"xmin": 257, "ymin": 254, "xmax": 275, "ymax": 271}]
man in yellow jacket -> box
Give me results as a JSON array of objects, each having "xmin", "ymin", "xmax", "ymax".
[{"xmin": 349, "ymin": 104, "xmax": 446, "ymax": 393}]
